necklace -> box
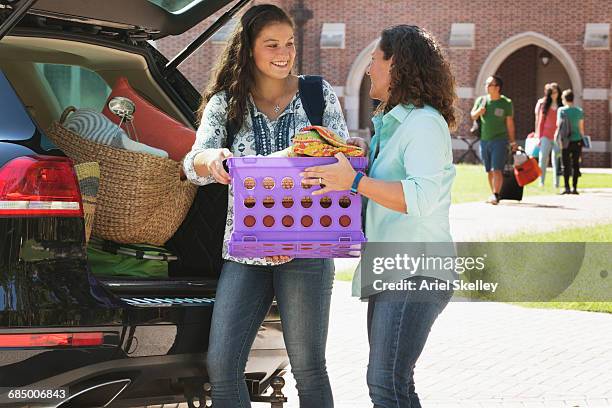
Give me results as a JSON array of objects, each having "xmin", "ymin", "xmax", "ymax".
[{"xmin": 273, "ymin": 104, "xmax": 281, "ymax": 114}]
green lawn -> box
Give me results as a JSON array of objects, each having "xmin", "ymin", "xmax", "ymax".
[
  {"xmin": 493, "ymin": 223, "xmax": 612, "ymax": 313},
  {"xmin": 451, "ymin": 164, "xmax": 612, "ymax": 204},
  {"xmin": 495, "ymin": 222, "xmax": 612, "ymax": 242},
  {"xmin": 336, "ymin": 224, "xmax": 612, "ymax": 313},
  {"xmin": 338, "ymin": 168, "xmax": 612, "ymax": 313}
]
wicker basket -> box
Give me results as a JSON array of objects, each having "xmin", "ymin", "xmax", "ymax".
[
  {"xmin": 46, "ymin": 121, "xmax": 197, "ymax": 246},
  {"xmin": 73, "ymin": 162, "xmax": 100, "ymax": 243}
]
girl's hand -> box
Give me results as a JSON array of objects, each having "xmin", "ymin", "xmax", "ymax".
[
  {"xmin": 346, "ymin": 136, "xmax": 369, "ymax": 156},
  {"xmin": 200, "ymin": 148, "xmax": 233, "ymax": 184},
  {"xmin": 300, "ymin": 153, "xmax": 357, "ymax": 196}
]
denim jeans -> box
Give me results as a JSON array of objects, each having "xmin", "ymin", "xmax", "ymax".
[
  {"xmin": 538, "ymin": 137, "xmax": 560, "ymax": 187},
  {"xmin": 367, "ymin": 277, "xmax": 452, "ymax": 408},
  {"xmin": 479, "ymin": 138, "xmax": 508, "ymax": 172},
  {"xmin": 207, "ymin": 258, "xmax": 335, "ymax": 408}
]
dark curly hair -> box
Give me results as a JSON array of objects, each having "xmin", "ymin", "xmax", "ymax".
[
  {"xmin": 196, "ymin": 4, "xmax": 294, "ymax": 132},
  {"xmin": 376, "ymin": 25, "xmax": 459, "ymax": 130}
]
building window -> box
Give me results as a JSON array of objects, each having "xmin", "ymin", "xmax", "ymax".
[
  {"xmin": 449, "ymin": 23, "xmax": 475, "ymax": 48},
  {"xmin": 584, "ymin": 23, "xmax": 610, "ymax": 49},
  {"xmin": 320, "ymin": 23, "xmax": 346, "ymax": 49}
]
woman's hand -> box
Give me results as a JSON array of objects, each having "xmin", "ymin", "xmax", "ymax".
[
  {"xmin": 346, "ymin": 136, "xmax": 369, "ymax": 156},
  {"xmin": 195, "ymin": 148, "xmax": 233, "ymax": 184},
  {"xmin": 300, "ymin": 153, "xmax": 357, "ymax": 196}
]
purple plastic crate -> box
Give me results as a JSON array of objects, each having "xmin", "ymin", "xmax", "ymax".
[{"xmin": 227, "ymin": 156, "xmax": 367, "ymax": 258}]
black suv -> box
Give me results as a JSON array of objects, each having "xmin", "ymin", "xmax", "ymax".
[{"xmin": 0, "ymin": 1, "xmax": 288, "ymax": 407}]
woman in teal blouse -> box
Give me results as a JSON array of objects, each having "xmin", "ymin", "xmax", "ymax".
[{"xmin": 302, "ymin": 25, "xmax": 458, "ymax": 407}]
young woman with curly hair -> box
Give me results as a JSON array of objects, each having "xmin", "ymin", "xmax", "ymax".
[
  {"xmin": 183, "ymin": 4, "xmax": 354, "ymax": 407},
  {"xmin": 301, "ymin": 25, "xmax": 458, "ymax": 407}
]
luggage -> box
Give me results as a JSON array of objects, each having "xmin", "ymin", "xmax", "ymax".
[
  {"xmin": 524, "ymin": 132, "xmax": 540, "ymax": 158},
  {"xmin": 87, "ymin": 237, "xmax": 175, "ymax": 278},
  {"xmin": 499, "ymin": 152, "xmax": 523, "ymax": 202},
  {"xmin": 499, "ymin": 167, "xmax": 523, "ymax": 201},
  {"xmin": 513, "ymin": 149, "xmax": 541, "ymax": 187}
]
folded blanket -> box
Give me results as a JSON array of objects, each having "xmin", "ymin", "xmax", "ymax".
[
  {"xmin": 291, "ymin": 126, "xmax": 364, "ymax": 157},
  {"xmin": 267, "ymin": 126, "xmax": 365, "ymax": 158}
]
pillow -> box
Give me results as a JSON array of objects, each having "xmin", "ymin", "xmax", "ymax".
[
  {"xmin": 102, "ymin": 77, "xmax": 196, "ymax": 161},
  {"xmin": 63, "ymin": 108, "xmax": 168, "ymax": 158}
]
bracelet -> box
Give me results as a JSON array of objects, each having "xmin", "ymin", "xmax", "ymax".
[{"xmin": 350, "ymin": 171, "xmax": 366, "ymax": 196}]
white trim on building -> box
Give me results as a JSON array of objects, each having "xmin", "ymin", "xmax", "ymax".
[
  {"xmin": 475, "ymin": 31, "xmax": 583, "ymax": 105},
  {"xmin": 344, "ymin": 38, "xmax": 379, "ymax": 130}
]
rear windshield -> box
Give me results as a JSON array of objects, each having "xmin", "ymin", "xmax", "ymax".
[
  {"xmin": 147, "ymin": 0, "xmax": 204, "ymax": 13},
  {"xmin": 0, "ymin": 70, "xmax": 36, "ymax": 141}
]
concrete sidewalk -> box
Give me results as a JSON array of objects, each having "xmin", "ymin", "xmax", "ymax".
[
  {"xmin": 451, "ymin": 188, "xmax": 612, "ymax": 241},
  {"xmin": 257, "ymin": 281, "xmax": 612, "ymax": 408},
  {"xmin": 255, "ymin": 190, "xmax": 612, "ymax": 408}
]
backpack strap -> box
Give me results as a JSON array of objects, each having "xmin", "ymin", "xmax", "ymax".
[
  {"xmin": 223, "ymin": 92, "xmax": 238, "ymax": 150},
  {"xmin": 299, "ymin": 75, "xmax": 325, "ymax": 126}
]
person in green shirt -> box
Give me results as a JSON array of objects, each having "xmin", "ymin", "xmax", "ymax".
[
  {"xmin": 556, "ymin": 89, "xmax": 585, "ymax": 194},
  {"xmin": 471, "ymin": 75, "xmax": 518, "ymax": 205}
]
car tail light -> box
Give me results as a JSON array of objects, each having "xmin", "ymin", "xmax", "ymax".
[
  {"xmin": 0, "ymin": 155, "xmax": 82, "ymax": 217},
  {"xmin": 0, "ymin": 332, "xmax": 104, "ymax": 348}
]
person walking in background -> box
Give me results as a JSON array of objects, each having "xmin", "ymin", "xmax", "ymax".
[
  {"xmin": 534, "ymin": 83, "xmax": 550, "ymax": 133},
  {"xmin": 471, "ymin": 75, "xmax": 517, "ymax": 205},
  {"xmin": 535, "ymin": 82, "xmax": 562, "ymax": 187},
  {"xmin": 556, "ymin": 89, "xmax": 584, "ymax": 194}
]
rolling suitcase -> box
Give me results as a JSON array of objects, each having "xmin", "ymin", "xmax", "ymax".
[{"xmin": 498, "ymin": 153, "xmax": 524, "ymax": 202}]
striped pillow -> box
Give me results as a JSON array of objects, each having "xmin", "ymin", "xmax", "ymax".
[
  {"xmin": 64, "ymin": 108, "xmax": 125, "ymax": 148},
  {"xmin": 63, "ymin": 109, "xmax": 167, "ymax": 158}
]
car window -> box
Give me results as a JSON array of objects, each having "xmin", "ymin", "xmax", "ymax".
[
  {"xmin": 148, "ymin": 0, "xmax": 204, "ymax": 13},
  {"xmin": 0, "ymin": 70, "xmax": 36, "ymax": 141},
  {"xmin": 35, "ymin": 63, "xmax": 111, "ymax": 112}
]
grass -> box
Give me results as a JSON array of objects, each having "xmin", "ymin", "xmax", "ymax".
[
  {"xmin": 451, "ymin": 164, "xmax": 612, "ymax": 204},
  {"xmin": 337, "ymin": 166, "xmax": 612, "ymax": 313},
  {"xmin": 494, "ymin": 222, "xmax": 612, "ymax": 242},
  {"xmin": 335, "ymin": 224, "xmax": 612, "ymax": 314},
  {"xmin": 491, "ymin": 223, "xmax": 612, "ymax": 313}
]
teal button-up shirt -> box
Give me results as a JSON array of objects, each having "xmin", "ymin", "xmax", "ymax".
[{"xmin": 352, "ymin": 104, "xmax": 456, "ymax": 296}]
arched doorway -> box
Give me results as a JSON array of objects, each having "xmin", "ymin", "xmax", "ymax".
[
  {"xmin": 495, "ymin": 45, "xmax": 572, "ymax": 139},
  {"xmin": 345, "ymin": 38, "xmax": 379, "ymax": 133},
  {"xmin": 475, "ymin": 32, "xmax": 582, "ymax": 139}
]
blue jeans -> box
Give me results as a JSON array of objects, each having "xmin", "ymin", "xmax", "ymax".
[
  {"xmin": 207, "ymin": 258, "xmax": 335, "ymax": 408},
  {"xmin": 367, "ymin": 277, "xmax": 452, "ymax": 408},
  {"xmin": 538, "ymin": 137, "xmax": 560, "ymax": 187}
]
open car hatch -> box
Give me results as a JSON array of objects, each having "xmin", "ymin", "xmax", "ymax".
[{"xmin": 1, "ymin": 0, "xmax": 241, "ymax": 40}]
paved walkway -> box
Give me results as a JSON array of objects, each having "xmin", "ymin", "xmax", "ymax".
[
  {"xmin": 258, "ymin": 281, "xmax": 612, "ymax": 408},
  {"xmin": 451, "ymin": 188, "xmax": 612, "ymax": 241},
  {"xmin": 255, "ymin": 189, "xmax": 612, "ymax": 408}
]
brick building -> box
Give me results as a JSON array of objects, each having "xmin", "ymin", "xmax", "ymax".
[{"xmin": 156, "ymin": 0, "xmax": 612, "ymax": 167}]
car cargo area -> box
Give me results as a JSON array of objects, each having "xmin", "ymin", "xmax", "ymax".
[{"xmin": 0, "ymin": 35, "xmax": 221, "ymax": 286}]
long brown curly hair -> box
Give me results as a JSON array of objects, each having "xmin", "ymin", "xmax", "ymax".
[
  {"xmin": 376, "ymin": 25, "xmax": 459, "ymax": 131},
  {"xmin": 196, "ymin": 4, "xmax": 294, "ymax": 133}
]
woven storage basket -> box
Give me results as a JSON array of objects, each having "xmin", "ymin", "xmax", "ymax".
[
  {"xmin": 46, "ymin": 121, "xmax": 197, "ymax": 246},
  {"xmin": 73, "ymin": 162, "xmax": 100, "ymax": 243}
]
